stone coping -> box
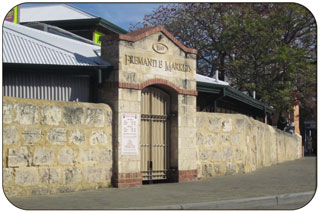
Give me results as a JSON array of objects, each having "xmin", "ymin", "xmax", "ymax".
[{"xmin": 100, "ymin": 26, "xmax": 198, "ymax": 55}]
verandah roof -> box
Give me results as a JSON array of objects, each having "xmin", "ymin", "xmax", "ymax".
[{"xmin": 196, "ymin": 74, "xmax": 273, "ymax": 114}]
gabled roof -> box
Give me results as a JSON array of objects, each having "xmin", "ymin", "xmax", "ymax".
[
  {"xmin": 101, "ymin": 26, "xmax": 198, "ymax": 54},
  {"xmin": 3, "ymin": 21, "xmax": 110, "ymax": 67},
  {"xmin": 20, "ymin": 4, "xmax": 96, "ymax": 22}
]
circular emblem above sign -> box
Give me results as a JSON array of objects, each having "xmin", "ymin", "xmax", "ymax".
[{"xmin": 152, "ymin": 43, "xmax": 168, "ymax": 54}]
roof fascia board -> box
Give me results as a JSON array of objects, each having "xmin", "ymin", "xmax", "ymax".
[{"xmin": 197, "ymin": 87, "xmax": 222, "ymax": 94}]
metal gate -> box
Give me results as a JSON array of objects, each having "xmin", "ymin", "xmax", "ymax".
[{"xmin": 141, "ymin": 87, "xmax": 170, "ymax": 181}]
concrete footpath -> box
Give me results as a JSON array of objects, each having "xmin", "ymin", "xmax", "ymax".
[{"xmin": 7, "ymin": 157, "xmax": 317, "ymax": 210}]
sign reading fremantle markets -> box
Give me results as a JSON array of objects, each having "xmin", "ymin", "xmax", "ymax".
[
  {"xmin": 121, "ymin": 113, "xmax": 139, "ymax": 155},
  {"xmin": 124, "ymin": 43, "xmax": 192, "ymax": 72},
  {"xmin": 125, "ymin": 54, "xmax": 192, "ymax": 72}
]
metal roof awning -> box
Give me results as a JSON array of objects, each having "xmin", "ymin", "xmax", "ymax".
[
  {"xmin": 3, "ymin": 21, "xmax": 113, "ymax": 83},
  {"xmin": 197, "ymin": 80, "xmax": 273, "ymax": 114},
  {"xmin": 3, "ymin": 21, "xmax": 111, "ymax": 68}
]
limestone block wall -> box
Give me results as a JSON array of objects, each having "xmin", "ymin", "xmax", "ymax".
[
  {"xmin": 3, "ymin": 96, "xmax": 112, "ymax": 197},
  {"xmin": 117, "ymin": 88, "xmax": 141, "ymax": 174},
  {"xmin": 178, "ymin": 94, "xmax": 197, "ymax": 180},
  {"xmin": 196, "ymin": 112, "xmax": 302, "ymax": 178}
]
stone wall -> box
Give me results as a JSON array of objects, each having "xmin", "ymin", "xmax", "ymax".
[
  {"xmin": 196, "ymin": 112, "xmax": 302, "ymax": 178},
  {"xmin": 3, "ymin": 96, "xmax": 112, "ymax": 197},
  {"xmin": 177, "ymin": 94, "xmax": 197, "ymax": 181}
]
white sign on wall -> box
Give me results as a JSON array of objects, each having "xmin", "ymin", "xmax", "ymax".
[{"xmin": 121, "ymin": 113, "xmax": 139, "ymax": 155}]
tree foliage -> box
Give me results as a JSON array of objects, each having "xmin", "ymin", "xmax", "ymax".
[{"xmin": 130, "ymin": 3, "xmax": 316, "ymax": 119}]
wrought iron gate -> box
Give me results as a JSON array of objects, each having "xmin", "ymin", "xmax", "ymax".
[{"xmin": 141, "ymin": 87, "xmax": 170, "ymax": 181}]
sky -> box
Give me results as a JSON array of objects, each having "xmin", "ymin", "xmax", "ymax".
[
  {"xmin": 20, "ymin": 3, "xmax": 165, "ymax": 31},
  {"xmin": 14, "ymin": 2, "xmax": 320, "ymax": 32},
  {"xmin": 70, "ymin": 3, "xmax": 164, "ymax": 30}
]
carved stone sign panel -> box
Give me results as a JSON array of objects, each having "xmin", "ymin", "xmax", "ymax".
[{"xmin": 124, "ymin": 54, "xmax": 192, "ymax": 72}]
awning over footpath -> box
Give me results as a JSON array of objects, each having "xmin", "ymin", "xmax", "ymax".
[{"xmin": 196, "ymin": 74, "xmax": 273, "ymax": 114}]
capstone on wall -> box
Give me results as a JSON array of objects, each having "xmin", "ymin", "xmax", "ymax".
[
  {"xmin": 3, "ymin": 96, "xmax": 112, "ymax": 197},
  {"xmin": 196, "ymin": 112, "xmax": 302, "ymax": 178}
]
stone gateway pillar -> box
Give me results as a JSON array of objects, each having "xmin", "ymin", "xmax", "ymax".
[{"xmin": 99, "ymin": 26, "xmax": 198, "ymax": 187}]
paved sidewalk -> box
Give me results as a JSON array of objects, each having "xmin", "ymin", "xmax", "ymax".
[{"xmin": 8, "ymin": 157, "xmax": 316, "ymax": 210}]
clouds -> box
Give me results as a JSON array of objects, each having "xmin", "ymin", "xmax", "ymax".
[{"xmin": 70, "ymin": 3, "xmax": 164, "ymax": 30}]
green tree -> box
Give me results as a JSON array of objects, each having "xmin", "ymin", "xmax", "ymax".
[
  {"xmin": 225, "ymin": 4, "xmax": 316, "ymax": 117},
  {"xmin": 131, "ymin": 3, "xmax": 316, "ymax": 123},
  {"xmin": 131, "ymin": 3, "xmax": 237, "ymax": 79}
]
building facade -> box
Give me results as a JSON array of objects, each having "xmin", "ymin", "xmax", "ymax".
[{"xmin": 2, "ymin": 5, "xmax": 303, "ymax": 197}]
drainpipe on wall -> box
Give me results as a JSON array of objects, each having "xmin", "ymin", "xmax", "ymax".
[
  {"xmin": 264, "ymin": 106, "xmax": 267, "ymax": 124},
  {"xmin": 98, "ymin": 69, "xmax": 102, "ymax": 84}
]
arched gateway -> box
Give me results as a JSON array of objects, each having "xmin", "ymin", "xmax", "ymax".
[
  {"xmin": 99, "ymin": 26, "xmax": 198, "ymax": 187},
  {"xmin": 140, "ymin": 86, "xmax": 170, "ymax": 182}
]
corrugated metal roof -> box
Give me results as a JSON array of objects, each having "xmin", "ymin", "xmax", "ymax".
[
  {"xmin": 20, "ymin": 4, "xmax": 96, "ymax": 22},
  {"xmin": 196, "ymin": 74, "xmax": 229, "ymax": 86},
  {"xmin": 3, "ymin": 21, "xmax": 110, "ymax": 67}
]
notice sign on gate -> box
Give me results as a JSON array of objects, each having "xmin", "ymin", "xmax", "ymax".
[{"xmin": 121, "ymin": 113, "xmax": 139, "ymax": 155}]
